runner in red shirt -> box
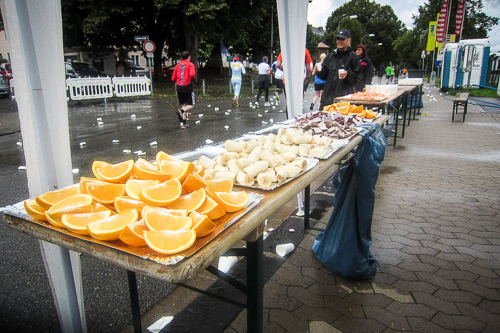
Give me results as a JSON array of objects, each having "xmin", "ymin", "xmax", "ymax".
[
  {"xmin": 172, "ymin": 51, "xmax": 196, "ymax": 129},
  {"xmin": 276, "ymin": 48, "xmax": 313, "ymax": 98}
]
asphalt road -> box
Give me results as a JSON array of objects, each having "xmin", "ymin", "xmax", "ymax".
[{"xmin": 0, "ymin": 92, "xmax": 290, "ymax": 333}]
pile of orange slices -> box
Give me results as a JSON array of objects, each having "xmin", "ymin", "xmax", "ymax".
[
  {"xmin": 322, "ymin": 102, "xmax": 379, "ymax": 119},
  {"xmin": 24, "ymin": 152, "xmax": 250, "ymax": 255}
]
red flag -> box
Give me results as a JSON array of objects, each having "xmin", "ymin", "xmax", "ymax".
[
  {"xmin": 455, "ymin": 0, "xmax": 466, "ymax": 36},
  {"xmin": 436, "ymin": 0, "xmax": 450, "ymax": 43}
]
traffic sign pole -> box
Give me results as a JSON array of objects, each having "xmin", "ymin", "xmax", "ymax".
[{"xmin": 143, "ymin": 41, "xmax": 156, "ymax": 95}]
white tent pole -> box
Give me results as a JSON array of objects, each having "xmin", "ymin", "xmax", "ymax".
[{"xmin": 0, "ymin": 1, "xmax": 86, "ymax": 332}]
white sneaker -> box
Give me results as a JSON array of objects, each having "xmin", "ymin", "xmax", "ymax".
[{"xmin": 264, "ymin": 102, "xmax": 270, "ymax": 107}]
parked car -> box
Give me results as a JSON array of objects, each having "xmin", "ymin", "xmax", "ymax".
[
  {"xmin": 0, "ymin": 63, "xmax": 13, "ymax": 82},
  {"xmin": 134, "ymin": 66, "xmax": 150, "ymax": 76},
  {"xmin": 0, "ymin": 74, "xmax": 11, "ymax": 98},
  {"xmin": 65, "ymin": 62, "xmax": 78, "ymax": 79},
  {"xmin": 65, "ymin": 62, "xmax": 108, "ymax": 78}
]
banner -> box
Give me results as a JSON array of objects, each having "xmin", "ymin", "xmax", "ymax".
[
  {"xmin": 436, "ymin": 0, "xmax": 450, "ymax": 43},
  {"xmin": 455, "ymin": 0, "xmax": 466, "ymax": 36},
  {"xmin": 426, "ymin": 21, "xmax": 437, "ymax": 51}
]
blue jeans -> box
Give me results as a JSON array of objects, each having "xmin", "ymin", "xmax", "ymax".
[{"xmin": 231, "ymin": 77, "xmax": 242, "ymax": 98}]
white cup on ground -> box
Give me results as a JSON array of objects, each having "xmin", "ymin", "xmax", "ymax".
[
  {"xmin": 218, "ymin": 256, "xmax": 238, "ymax": 273},
  {"xmin": 276, "ymin": 243, "xmax": 295, "ymax": 257}
]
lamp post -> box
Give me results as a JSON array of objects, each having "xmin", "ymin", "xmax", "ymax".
[
  {"xmin": 361, "ymin": 33, "xmax": 375, "ymax": 44},
  {"xmin": 338, "ymin": 15, "xmax": 357, "ymax": 32}
]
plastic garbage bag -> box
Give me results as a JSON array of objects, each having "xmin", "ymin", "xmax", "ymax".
[{"xmin": 313, "ymin": 123, "xmax": 387, "ymax": 279}]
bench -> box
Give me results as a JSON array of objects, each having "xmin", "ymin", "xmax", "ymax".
[{"xmin": 452, "ymin": 93, "xmax": 469, "ymax": 122}]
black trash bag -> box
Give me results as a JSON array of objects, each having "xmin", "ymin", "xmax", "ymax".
[{"xmin": 313, "ymin": 123, "xmax": 387, "ymax": 279}]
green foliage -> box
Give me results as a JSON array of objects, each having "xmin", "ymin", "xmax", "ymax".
[
  {"xmin": 306, "ymin": 25, "xmax": 322, "ymax": 58},
  {"xmin": 447, "ymin": 87, "xmax": 499, "ymax": 98},
  {"xmin": 393, "ymin": 29, "xmax": 422, "ymax": 69}
]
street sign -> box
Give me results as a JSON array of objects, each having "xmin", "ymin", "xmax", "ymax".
[
  {"xmin": 143, "ymin": 41, "xmax": 156, "ymax": 53},
  {"xmin": 134, "ymin": 35, "xmax": 149, "ymax": 41},
  {"xmin": 421, "ymin": 54, "xmax": 426, "ymax": 59},
  {"xmin": 146, "ymin": 53, "xmax": 154, "ymax": 58}
]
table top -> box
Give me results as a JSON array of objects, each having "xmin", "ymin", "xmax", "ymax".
[
  {"xmin": 334, "ymin": 86, "xmax": 420, "ymax": 107},
  {"xmin": 2, "ymin": 115, "xmax": 388, "ymax": 284}
]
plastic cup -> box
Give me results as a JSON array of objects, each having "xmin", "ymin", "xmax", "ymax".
[
  {"xmin": 316, "ymin": 63, "xmax": 322, "ymax": 71},
  {"xmin": 338, "ymin": 69, "xmax": 346, "ymax": 78},
  {"xmin": 218, "ymin": 256, "xmax": 238, "ymax": 273},
  {"xmin": 276, "ymin": 243, "xmax": 295, "ymax": 257}
]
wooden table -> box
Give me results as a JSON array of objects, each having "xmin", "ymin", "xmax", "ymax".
[{"xmin": 2, "ymin": 115, "xmax": 388, "ymax": 333}]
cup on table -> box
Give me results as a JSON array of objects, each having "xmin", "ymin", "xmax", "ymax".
[
  {"xmin": 338, "ymin": 69, "xmax": 346, "ymax": 79},
  {"xmin": 276, "ymin": 243, "xmax": 295, "ymax": 257}
]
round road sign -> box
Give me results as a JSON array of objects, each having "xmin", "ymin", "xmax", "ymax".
[{"xmin": 143, "ymin": 41, "xmax": 156, "ymax": 53}]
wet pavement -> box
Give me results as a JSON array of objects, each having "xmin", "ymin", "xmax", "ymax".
[{"xmin": 1, "ymin": 83, "xmax": 500, "ymax": 333}]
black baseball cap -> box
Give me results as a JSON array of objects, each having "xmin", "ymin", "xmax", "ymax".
[{"xmin": 336, "ymin": 29, "xmax": 351, "ymax": 39}]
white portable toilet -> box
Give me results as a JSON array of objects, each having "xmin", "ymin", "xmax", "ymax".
[
  {"xmin": 441, "ymin": 43, "xmax": 460, "ymax": 89},
  {"xmin": 455, "ymin": 38, "xmax": 490, "ymax": 88}
]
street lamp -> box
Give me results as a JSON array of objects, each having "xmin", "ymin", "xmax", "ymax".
[
  {"xmin": 338, "ymin": 15, "xmax": 358, "ymax": 32},
  {"xmin": 361, "ymin": 33, "xmax": 375, "ymax": 44}
]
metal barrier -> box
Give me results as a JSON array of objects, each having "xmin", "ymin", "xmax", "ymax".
[
  {"xmin": 112, "ymin": 76, "xmax": 151, "ymax": 97},
  {"xmin": 66, "ymin": 77, "xmax": 113, "ymax": 101}
]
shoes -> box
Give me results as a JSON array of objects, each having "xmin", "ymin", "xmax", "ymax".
[
  {"xmin": 264, "ymin": 102, "xmax": 270, "ymax": 107},
  {"xmin": 232, "ymin": 100, "xmax": 235, "ymax": 107},
  {"xmin": 175, "ymin": 109, "xmax": 183, "ymax": 122},
  {"xmin": 254, "ymin": 102, "xmax": 259, "ymax": 109},
  {"xmin": 180, "ymin": 123, "xmax": 189, "ymax": 129},
  {"xmin": 310, "ymin": 103, "xmax": 315, "ymax": 111},
  {"xmin": 186, "ymin": 112, "xmax": 191, "ymax": 120},
  {"xmin": 236, "ymin": 104, "xmax": 240, "ymax": 108}
]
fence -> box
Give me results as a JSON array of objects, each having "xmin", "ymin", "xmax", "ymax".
[
  {"xmin": 66, "ymin": 77, "xmax": 113, "ymax": 101},
  {"xmin": 112, "ymin": 76, "xmax": 151, "ymax": 97}
]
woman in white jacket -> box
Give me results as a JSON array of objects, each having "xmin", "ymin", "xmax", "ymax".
[{"xmin": 230, "ymin": 57, "xmax": 246, "ymax": 107}]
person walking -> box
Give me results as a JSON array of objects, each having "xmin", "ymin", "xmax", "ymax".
[
  {"xmin": 377, "ymin": 64, "xmax": 385, "ymax": 84},
  {"xmin": 172, "ymin": 51, "xmax": 196, "ymax": 129},
  {"xmin": 310, "ymin": 53, "xmax": 327, "ymax": 110},
  {"xmin": 271, "ymin": 60, "xmax": 285, "ymax": 100},
  {"xmin": 385, "ymin": 65, "xmax": 393, "ymax": 84},
  {"xmin": 255, "ymin": 56, "xmax": 271, "ymax": 109},
  {"xmin": 354, "ymin": 44, "xmax": 374, "ymax": 91},
  {"xmin": 230, "ymin": 57, "xmax": 246, "ymax": 108},
  {"xmin": 316, "ymin": 29, "xmax": 361, "ymax": 111},
  {"xmin": 394, "ymin": 66, "xmax": 400, "ymax": 84}
]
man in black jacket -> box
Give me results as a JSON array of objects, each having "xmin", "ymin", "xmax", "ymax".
[{"xmin": 317, "ymin": 29, "xmax": 361, "ymax": 111}]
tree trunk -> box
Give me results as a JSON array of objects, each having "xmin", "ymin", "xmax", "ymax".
[{"xmin": 183, "ymin": 15, "xmax": 199, "ymax": 84}]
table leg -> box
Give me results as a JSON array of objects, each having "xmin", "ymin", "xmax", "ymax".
[
  {"xmin": 246, "ymin": 236, "xmax": 263, "ymax": 333},
  {"xmin": 304, "ymin": 185, "xmax": 310, "ymax": 229},
  {"xmin": 127, "ymin": 270, "xmax": 142, "ymax": 333},
  {"xmin": 401, "ymin": 95, "xmax": 407, "ymax": 138}
]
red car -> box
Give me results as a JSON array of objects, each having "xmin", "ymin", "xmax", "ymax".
[{"xmin": 0, "ymin": 63, "xmax": 13, "ymax": 81}]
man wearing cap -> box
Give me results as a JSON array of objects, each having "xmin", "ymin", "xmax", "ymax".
[{"xmin": 316, "ymin": 29, "xmax": 361, "ymax": 111}]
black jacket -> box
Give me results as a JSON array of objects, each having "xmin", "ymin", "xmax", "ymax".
[
  {"xmin": 355, "ymin": 56, "xmax": 374, "ymax": 91},
  {"xmin": 317, "ymin": 48, "xmax": 361, "ymax": 110}
]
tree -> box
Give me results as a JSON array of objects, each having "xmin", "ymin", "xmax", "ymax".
[
  {"xmin": 393, "ymin": 29, "xmax": 422, "ymax": 68},
  {"xmin": 322, "ymin": 0, "xmax": 405, "ymax": 67},
  {"xmin": 306, "ymin": 24, "xmax": 322, "ymax": 59}
]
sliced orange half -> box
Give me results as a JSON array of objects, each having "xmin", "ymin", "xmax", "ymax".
[
  {"xmin": 114, "ymin": 197, "xmax": 146, "ymax": 215},
  {"xmin": 92, "ymin": 161, "xmax": 111, "ymax": 178},
  {"xmin": 87, "ymin": 209, "xmax": 139, "ymax": 241},
  {"xmin": 35, "ymin": 186, "xmax": 81, "ymax": 210},
  {"xmin": 144, "ymin": 210, "xmax": 192, "ymax": 232},
  {"xmin": 159, "ymin": 160, "xmax": 195, "ymax": 182},
  {"xmin": 94, "ymin": 159, "xmax": 134, "ymax": 183},
  {"xmin": 189, "ymin": 211, "xmax": 216, "ymax": 237},
  {"xmin": 24, "ymin": 200, "xmax": 48, "ymax": 221},
  {"xmin": 134, "ymin": 158, "xmax": 171, "ymax": 182},
  {"xmin": 206, "ymin": 179, "xmax": 233, "ymax": 194},
  {"xmin": 84, "ymin": 182, "xmax": 126, "ymax": 204},
  {"xmin": 61, "ymin": 210, "xmax": 112, "ymax": 235},
  {"xmin": 141, "ymin": 206, "xmax": 188, "ymax": 218},
  {"xmin": 212, "ymin": 191, "xmax": 249, "ymax": 213},
  {"xmin": 126, "ymin": 179, "xmax": 160, "ymax": 200},
  {"xmin": 119, "ymin": 219, "xmax": 149, "ymax": 247},
  {"xmin": 144, "ymin": 229, "xmax": 196, "ymax": 255},
  {"xmin": 156, "ymin": 151, "xmax": 178, "ymax": 166},
  {"xmin": 196, "ymin": 196, "xmax": 226, "ymax": 220},
  {"xmin": 167, "ymin": 188, "xmax": 206, "ymax": 212},
  {"xmin": 138, "ymin": 179, "xmax": 182, "ymax": 206},
  {"xmin": 182, "ymin": 172, "xmax": 207, "ymax": 194},
  {"xmin": 80, "ymin": 177, "xmax": 108, "ymax": 194},
  {"xmin": 45, "ymin": 194, "xmax": 94, "ymax": 228}
]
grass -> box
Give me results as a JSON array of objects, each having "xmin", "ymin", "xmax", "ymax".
[{"xmin": 445, "ymin": 87, "xmax": 499, "ymax": 98}]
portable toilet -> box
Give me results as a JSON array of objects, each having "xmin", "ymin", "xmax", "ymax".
[
  {"xmin": 441, "ymin": 43, "xmax": 460, "ymax": 89},
  {"xmin": 455, "ymin": 38, "xmax": 490, "ymax": 88}
]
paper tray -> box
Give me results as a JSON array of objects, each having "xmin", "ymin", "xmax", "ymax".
[{"xmin": 1, "ymin": 192, "xmax": 264, "ymax": 266}]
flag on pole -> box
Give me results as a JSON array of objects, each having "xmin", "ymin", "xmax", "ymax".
[
  {"xmin": 426, "ymin": 21, "xmax": 437, "ymax": 51},
  {"xmin": 436, "ymin": 0, "xmax": 450, "ymax": 43},
  {"xmin": 455, "ymin": 0, "xmax": 466, "ymax": 36}
]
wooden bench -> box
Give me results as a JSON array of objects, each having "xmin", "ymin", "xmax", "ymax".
[{"xmin": 452, "ymin": 93, "xmax": 469, "ymax": 122}]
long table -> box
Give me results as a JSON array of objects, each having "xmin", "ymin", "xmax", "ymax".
[{"xmin": 2, "ymin": 115, "xmax": 388, "ymax": 333}]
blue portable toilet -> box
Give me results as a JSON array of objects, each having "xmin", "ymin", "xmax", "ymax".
[{"xmin": 441, "ymin": 43, "xmax": 460, "ymax": 89}]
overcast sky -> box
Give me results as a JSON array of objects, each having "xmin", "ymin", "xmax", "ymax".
[{"xmin": 307, "ymin": 0, "xmax": 500, "ymax": 52}]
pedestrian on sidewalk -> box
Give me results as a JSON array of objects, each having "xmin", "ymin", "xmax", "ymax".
[
  {"xmin": 255, "ymin": 56, "xmax": 271, "ymax": 109},
  {"xmin": 230, "ymin": 56, "xmax": 246, "ymax": 108},
  {"xmin": 172, "ymin": 51, "xmax": 196, "ymax": 129},
  {"xmin": 354, "ymin": 44, "xmax": 374, "ymax": 92},
  {"xmin": 377, "ymin": 64, "xmax": 385, "ymax": 84},
  {"xmin": 385, "ymin": 65, "xmax": 393, "ymax": 84},
  {"xmin": 310, "ymin": 53, "xmax": 327, "ymax": 110}
]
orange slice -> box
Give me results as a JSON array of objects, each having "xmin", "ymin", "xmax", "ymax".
[
  {"xmin": 182, "ymin": 172, "xmax": 207, "ymax": 194},
  {"xmin": 196, "ymin": 196, "xmax": 226, "ymax": 220},
  {"xmin": 119, "ymin": 219, "xmax": 149, "ymax": 247},
  {"xmin": 144, "ymin": 210, "xmax": 192, "ymax": 231},
  {"xmin": 159, "ymin": 160, "xmax": 195, "ymax": 182},
  {"xmin": 94, "ymin": 160, "xmax": 134, "ymax": 183},
  {"xmin": 114, "ymin": 197, "xmax": 146, "ymax": 215},
  {"xmin": 134, "ymin": 158, "xmax": 172, "ymax": 182},
  {"xmin": 206, "ymin": 179, "xmax": 233, "ymax": 194},
  {"xmin": 139, "ymin": 179, "xmax": 182, "ymax": 206},
  {"xmin": 35, "ymin": 186, "xmax": 81, "ymax": 210},
  {"xmin": 80, "ymin": 177, "xmax": 107, "ymax": 194},
  {"xmin": 45, "ymin": 194, "xmax": 94, "ymax": 228},
  {"xmin": 349, "ymin": 105, "xmax": 363, "ymax": 114},
  {"xmin": 61, "ymin": 211, "xmax": 112, "ymax": 235},
  {"xmin": 336, "ymin": 105, "xmax": 350, "ymax": 115},
  {"xmin": 84, "ymin": 182, "xmax": 126, "ymax": 204},
  {"xmin": 87, "ymin": 209, "xmax": 139, "ymax": 241},
  {"xmin": 24, "ymin": 200, "xmax": 48, "ymax": 221},
  {"xmin": 126, "ymin": 179, "xmax": 160, "ymax": 200},
  {"xmin": 194, "ymin": 164, "xmax": 205, "ymax": 177},
  {"xmin": 212, "ymin": 191, "xmax": 249, "ymax": 213},
  {"xmin": 142, "ymin": 206, "xmax": 188, "ymax": 219},
  {"xmin": 92, "ymin": 161, "xmax": 111, "ymax": 178},
  {"xmin": 202, "ymin": 174, "xmax": 214, "ymax": 181},
  {"xmin": 167, "ymin": 188, "xmax": 206, "ymax": 212},
  {"xmin": 144, "ymin": 229, "xmax": 196, "ymax": 254},
  {"xmin": 94, "ymin": 202, "xmax": 116, "ymax": 213},
  {"xmin": 189, "ymin": 211, "xmax": 216, "ymax": 237},
  {"xmin": 156, "ymin": 151, "xmax": 178, "ymax": 166}
]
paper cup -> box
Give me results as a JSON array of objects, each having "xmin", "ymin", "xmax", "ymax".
[
  {"xmin": 276, "ymin": 243, "xmax": 295, "ymax": 257},
  {"xmin": 338, "ymin": 69, "xmax": 346, "ymax": 78},
  {"xmin": 218, "ymin": 256, "xmax": 238, "ymax": 273}
]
